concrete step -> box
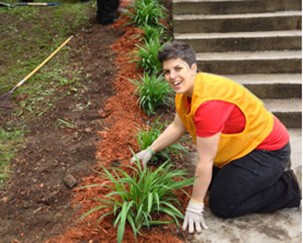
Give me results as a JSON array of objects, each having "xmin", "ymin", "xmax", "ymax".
[
  {"xmin": 173, "ymin": 0, "xmax": 301, "ymax": 15},
  {"xmin": 174, "ymin": 30, "xmax": 301, "ymax": 52},
  {"xmin": 196, "ymin": 50, "xmax": 301, "ymax": 74},
  {"xmin": 172, "ymin": 0, "xmax": 302, "ymax": 129},
  {"xmin": 263, "ymin": 98, "xmax": 302, "ymax": 128},
  {"xmin": 173, "ymin": 11, "xmax": 301, "ymax": 33},
  {"xmin": 225, "ymin": 74, "xmax": 302, "ymax": 99}
]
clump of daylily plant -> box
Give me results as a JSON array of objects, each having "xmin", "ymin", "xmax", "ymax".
[{"xmin": 80, "ymin": 159, "xmax": 194, "ymax": 243}]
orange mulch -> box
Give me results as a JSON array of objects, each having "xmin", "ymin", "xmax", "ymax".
[{"xmin": 47, "ymin": 17, "xmax": 189, "ymax": 243}]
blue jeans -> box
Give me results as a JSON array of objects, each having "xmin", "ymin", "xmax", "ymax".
[{"xmin": 209, "ymin": 143, "xmax": 301, "ymax": 218}]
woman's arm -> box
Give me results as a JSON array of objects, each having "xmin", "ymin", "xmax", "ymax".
[
  {"xmin": 182, "ymin": 132, "xmax": 220, "ymax": 233},
  {"xmin": 191, "ymin": 132, "xmax": 221, "ymax": 202},
  {"xmin": 150, "ymin": 113, "xmax": 186, "ymax": 152}
]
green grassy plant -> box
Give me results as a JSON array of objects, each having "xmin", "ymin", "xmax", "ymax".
[
  {"xmin": 80, "ymin": 160, "xmax": 194, "ymax": 243},
  {"xmin": 127, "ymin": 0, "xmax": 167, "ymax": 28},
  {"xmin": 0, "ymin": 128, "xmax": 24, "ymax": 186},
  {"xmin": 138, "ymin": 24, "xmax": 171, "ymax": 44},
  {"xmin": 130, "ymin": 73, "xmax": 173, "ymax": 116},
  {"xmin": 134, "ymin": 38, "xmax": 162, "ymax": 75},
  {"xmin": 136, "ymin": 118, "xmax": 189, "ymax": 164}
]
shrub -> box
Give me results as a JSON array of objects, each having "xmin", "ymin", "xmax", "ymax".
[
  {"xmin": 80, "ymin": 160, "xmax": 194, "ymax": 243},
  {"xmin": 130, "ymin": 73, "xmax": 173, "ymax": 116}
]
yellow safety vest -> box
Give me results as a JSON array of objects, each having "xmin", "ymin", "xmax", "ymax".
[{"xmin": 175, "ymin": 72, "xmax": 274, "ymax": 167}]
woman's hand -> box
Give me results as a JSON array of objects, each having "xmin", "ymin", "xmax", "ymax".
[
  {"xmin": 182, "ymin": 200, "xmax": 208, "ymax": 233},
  {"xmin": 131, "ymin": 147, "xmax": 154, "ymax": 167}
]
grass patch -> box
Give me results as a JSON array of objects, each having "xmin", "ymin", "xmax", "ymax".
[
  {"xmin": 0, "ymin": 128, "xmax": 24, "ymax": 186},
  {"xmin": 0, "ymin": 0, "xmax": 95, "ymax": 183},
  {"xmin": 0, "ymin": 1, "xmax": 93, "ymax": 95}
]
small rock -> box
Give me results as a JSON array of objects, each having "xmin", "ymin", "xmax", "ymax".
[
  {"xmin": 111, "ymin": 159, "xmax": 121, "ymax": 167},
  {"xmin": 21, "ymin": 201, "xmax": 31, "ymax": 209},
  {"xmin": 2, "ymin": 196, "xmax": 9, "ymax": 203},
  {"xmin": 73, "ymin": 132, "xmax": 79, "ymax": 139},
  {"xmin": 84, "ymin": 127, "xmax": 93, "ymax": 133},
  {"xmin": 63, "ymin": 174, "xmax": 77, "ymax": 189}
]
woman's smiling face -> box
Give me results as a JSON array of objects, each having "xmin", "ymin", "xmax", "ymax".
[{"xmin": 162, "ymin": 58, "xmax": 197, "ymax": 97}]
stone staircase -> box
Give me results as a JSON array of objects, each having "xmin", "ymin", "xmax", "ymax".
[{"xmin": 172, "ymin": 0, "xmax": 302, "ymax": 128}]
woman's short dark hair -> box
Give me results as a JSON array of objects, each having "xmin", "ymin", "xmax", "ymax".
[{"xmin": 158, "ymin": 41, "xmax": 196, "ymax": 67}]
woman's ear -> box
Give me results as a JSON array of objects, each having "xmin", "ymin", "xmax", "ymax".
[{"xmin": 191, "ymin": 63, "xmax": 197, "ymax": 73}]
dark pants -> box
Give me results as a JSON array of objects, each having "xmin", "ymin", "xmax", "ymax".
[
  {"xmin": 96, "ymin": 0, "xmax": 120, "ymax": 25},
  {"xmin": 209, "ymin": 143, "xmax": 301, "ymax": 218}
]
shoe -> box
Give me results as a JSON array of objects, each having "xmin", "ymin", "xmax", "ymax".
[
  {"xmin": 293, "ymin": 165, "xmax": 302, "ymax": 210},
  {"xmin": 292, "ymin": 165, "xmax": 302, "ymax": 192},
  {"xmin": 96, "ymin": 12, "xmax": 117, "ymax": 25},
  {"xmin": 287, "ymin": 166, "xmax": 302, "ymax": 209},
  {"xmin": 285, "ymin": 159, "xmax": 292, "ymax": 171}
]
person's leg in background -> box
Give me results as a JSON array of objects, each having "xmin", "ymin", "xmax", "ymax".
[{"xmin": 96, "ymin": 0, "xmax": 120, "ymax": 25}]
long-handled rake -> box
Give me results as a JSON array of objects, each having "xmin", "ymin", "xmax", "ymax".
[
  {"xmin": 0, "ymin": 36, "xmax": 73, "ymax": 116},
  {"xmin": 0, "ymin": 2, "xmax": 60, "ymax": 8}
]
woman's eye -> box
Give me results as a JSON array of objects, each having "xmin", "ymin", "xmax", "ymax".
[
  {"xmin": 163, "ymin": 70, "xmax": 170, "ymax": 76},
  {"xmin": 175, "ymin": 67, "xmax": 182, "ymax": 72}
]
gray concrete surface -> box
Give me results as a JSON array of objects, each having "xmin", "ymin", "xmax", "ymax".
[
  {"xmin": 173, "ymin": 1, "xmax": 302, "ymax": 240},
  {"xmin": 191, "ymin": 128, "xmax": 302, "ymax": 243},
  {"xmin": 172, "ymin": 0, "xmax": 300, "ymax": 15}
]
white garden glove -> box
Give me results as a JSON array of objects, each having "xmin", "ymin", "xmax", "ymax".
[
  {"xmin": 182, "ymin": 200, "xmax": 208, "ymax": 233},
  {"xmin": 131, "ymin": 147, "xmax": 154, "ymax": 167}
]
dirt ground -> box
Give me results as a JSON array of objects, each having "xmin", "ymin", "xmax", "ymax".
[
  {"xmin": 0, "ymin": 18, "xmax": 122, "ymax": 242},
  {"xmin": 0, "ymin": 7, "xmax": 191, "ymax": 242}
]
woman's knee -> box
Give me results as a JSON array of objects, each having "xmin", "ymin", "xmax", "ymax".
[{"xmin": 208, "ymin": 190, "xmax": 238, "ymax": 218}]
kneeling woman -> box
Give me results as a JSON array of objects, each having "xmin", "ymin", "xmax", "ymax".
[{"xmin": 132, "ymin": 41, "xmax": 301, "ymax": 233}]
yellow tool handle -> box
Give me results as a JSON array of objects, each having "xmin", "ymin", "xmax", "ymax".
[
  {"xmin": 25, "ymin": 3, "xmax": 55, "ymax": 5},
  {"xmin": 16, "ymin": 35, "xmax": 73, "ymax": 89}
]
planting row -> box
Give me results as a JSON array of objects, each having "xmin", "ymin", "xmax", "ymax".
[{"xmin": 81, "ymin": 1, "xmax": 194, "ymax": 243}]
